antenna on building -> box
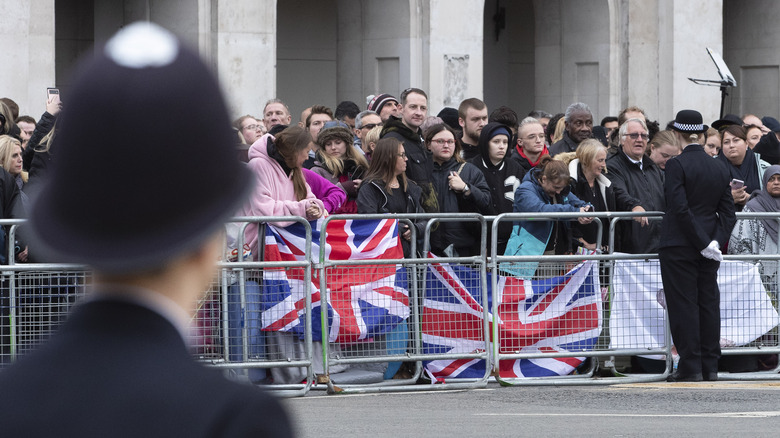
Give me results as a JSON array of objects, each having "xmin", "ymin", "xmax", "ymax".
[{"xmin": 688, "ymin": 48, "xmax": 737, "ymax": 119}]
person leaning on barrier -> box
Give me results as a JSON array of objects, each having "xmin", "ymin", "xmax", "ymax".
[
  {"xmin": 0, "ymin": 23, "xmax": 293, "ymax": 436},
  {"xmin": 357, "ymin": 137, "xmax": 425, "ymax": 258},
  {"xmin": 564, "ymin": 139, "xmax": 646, "ymax": 252},
  {"xmin": 505, "ymin": 156, "xmax": 593, "ymax": 278},
  {"xmin": 660, "ymin": 109, "xmax": 736, "ymax": 383},
  {"xmin": 605, "ymin": 118, "xmax": 665, "ymax": 254},
  {"xmin": 238, "ymin": 126, "xmax": 325, "ymax": 253},
  {"xmin": 425, "ymin": 123, "xmax": 492, "ymax": 257}
]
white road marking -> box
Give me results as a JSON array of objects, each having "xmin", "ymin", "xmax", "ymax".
[{"xmin": 474, "ymin": 411, "xmax": 780, "ymax": 418}]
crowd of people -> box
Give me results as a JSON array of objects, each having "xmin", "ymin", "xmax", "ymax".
[
  {"xmin": 4, "ymin": 88, "xmax": 780, "ymax": 270},
  {"xmin": 205, "ymin": 91, "xmax": 780, "ymax": 271}
]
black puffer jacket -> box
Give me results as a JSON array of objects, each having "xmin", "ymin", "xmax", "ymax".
[
  {"xmin": 381, "ymin": 116, "xmax": 437, "ymax": 212},
  {"xmin": 356, "ymin": 177, "xmax": 424, "ymax": 258},
  {"xmin": 430, "ymin": 157, "xmax": 492, "ymax": 256}
]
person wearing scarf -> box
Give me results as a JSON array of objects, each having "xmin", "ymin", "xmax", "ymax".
[
  {"xmin": 718, "ymin": 124, "xmax": 771, "ymax": 211},
  {"xmin": 729, "ymin": 165, "xmax": 780, "ymax": 288}
]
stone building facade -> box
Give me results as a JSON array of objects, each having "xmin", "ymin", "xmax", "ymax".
[{"xmin": 3, "ymin": 0, "xmax": 779, "ymax": 126}]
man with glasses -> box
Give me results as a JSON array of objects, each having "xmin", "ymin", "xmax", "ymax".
[
  {"xmin": 353, "ymin": 110, "xmax": 382, "ymax": 155},
  {"xmin": 509, "ymin": 116, "xmax": 548, "ymax": 175},
  {"xmin": 549, "ymin": 102, "xmax": 594, "ymax": 157},
  {"xmin": 605, "ymin": 118, "xmax": 664, "ymax": 253}
]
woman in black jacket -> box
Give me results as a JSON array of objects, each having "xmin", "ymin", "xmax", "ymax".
[
  {"xmin": 424, "ymin": 123, "xmax": 491, "ymax": 257},
  {"xmin": 469, "ymin": 122, "xmax": 525, "ymax": 255},
  {"xmin": 357, "ymin": 137, "xmax": 424, "ymax": 258}
]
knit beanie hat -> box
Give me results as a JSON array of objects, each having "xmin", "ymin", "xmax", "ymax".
[
  {"xmin": 367, "ymin": 93, "xmax": 398, "ymax": 113},
  {"xmin": 317, "ymin": 120, "xmax": 354, "ymax": 149}
]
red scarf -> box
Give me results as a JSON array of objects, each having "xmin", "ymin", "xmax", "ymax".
[{"xmin": 516, "ymin": 144, "xmax": 549, "ymax": 167}]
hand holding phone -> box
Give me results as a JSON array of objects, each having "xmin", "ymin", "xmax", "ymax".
[{"xmin": 46, "ymin": 88, "xmax": 62, "ymax": 115}]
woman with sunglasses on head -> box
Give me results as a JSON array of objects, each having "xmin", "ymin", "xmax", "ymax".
[
  {"xmin": 425, "ymin": 123, "xmax": 491, "ymax": 257},
  {"xmin": 357, "ymin": 137, "xmax": 425, "ymax": 258}
]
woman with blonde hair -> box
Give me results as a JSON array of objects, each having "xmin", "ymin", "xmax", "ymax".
[
  {"xmin": 568, "ymin": 139, "xmax": 646, "ymax": 251},
  {"xmin": 647, "ymin": 130, "xmax": 681, "ymax": 171},
  {"xmin": 362, "ymin": 125, "xmax": 382, "ymax": 162},
  {"xmin": 312, "ymin": 121, "xmax": 369, "ymax": 214}
]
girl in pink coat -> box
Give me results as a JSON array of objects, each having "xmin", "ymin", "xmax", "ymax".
[{"xmin": 240, "ymin": 126, "xmax": 325, "ymax": 254}]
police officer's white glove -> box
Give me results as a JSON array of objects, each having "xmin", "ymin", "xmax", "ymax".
[{"xmin": 700, "ymin": 240, "xmax": 723, "ymax": 262}]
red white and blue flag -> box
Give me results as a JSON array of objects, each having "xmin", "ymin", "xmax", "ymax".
[
  {"xmin": 260, "ymin": 219, "xmax": 409, "ymax": 343},
  {"xmin": 423, "ymin": 258, "xmax": 602, "ymax": 379}
]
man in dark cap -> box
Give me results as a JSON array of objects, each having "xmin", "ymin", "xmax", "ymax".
[
  {"xmin": 661, "ymin": 109, "xmax": 736, "ymax": 383},
  {"xmin": 0, "ymin": 22, "xmax": 292, "ymax": 437}
]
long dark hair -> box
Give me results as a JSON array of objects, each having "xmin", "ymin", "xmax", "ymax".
[
  {"xmin": 274, "ymin": 126, "xmax": 311, "ymax": 201},
  {"xmin": 363, "ymin": 137, "xmax": 407, "ymax": 194}
]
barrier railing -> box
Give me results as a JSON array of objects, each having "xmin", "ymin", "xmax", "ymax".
[{"xmin": 1, "ymin": 211, "xmax": 779, "ymax": 391}]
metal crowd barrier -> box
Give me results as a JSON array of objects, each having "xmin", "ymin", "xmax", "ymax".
[{"xmin": 2, "ymin": 211, "xmax": 780, "ymax": 393}]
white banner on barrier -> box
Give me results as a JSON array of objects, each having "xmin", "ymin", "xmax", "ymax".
[{"xmin": 610, "ymin": 257, "xmax": 779, "ymax": 351}]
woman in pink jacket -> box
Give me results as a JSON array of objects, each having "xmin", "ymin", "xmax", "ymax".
[{"xmin": 240, "ymin": 126, "xmax": 325, "ymax": 253}]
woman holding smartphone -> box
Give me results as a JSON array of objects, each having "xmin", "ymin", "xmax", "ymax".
[{"xmin": 718, "ymin": 124, "xmax": 770, "ymax": 210}]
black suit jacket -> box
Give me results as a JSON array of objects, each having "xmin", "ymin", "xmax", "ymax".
[
  {"xmin": 659, "ymin": 144, "xmax": 736, "ymax": 250},
  {"xmin": 0, "ymin": 299, "xmax": 293, "ymax": 437}
]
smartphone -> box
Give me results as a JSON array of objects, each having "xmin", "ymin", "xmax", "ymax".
[
  {"xmin": 730, "ymin": 178, "xmax": 744, "ymax": 190},
  {"xmin": 47, "ymin": 88, "xmax": 60, "ymax": 99}
]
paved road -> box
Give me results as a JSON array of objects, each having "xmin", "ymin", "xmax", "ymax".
[{"xmin": 282, "ymin": 381, "xmax": 780, "ymax": 437}]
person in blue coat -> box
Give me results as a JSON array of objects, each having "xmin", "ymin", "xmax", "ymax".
[{"xmin": 505, "ymin": 155, "xmax": 593, "ymax": 278}]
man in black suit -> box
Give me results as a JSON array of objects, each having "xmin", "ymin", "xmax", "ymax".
[
  {"xmin": 0, "ymin": 23, "xmax": 293, "ymax": 437},
  {"xmin": 660, "ymin": 110, "xmax": 737, "ymax": 383}
]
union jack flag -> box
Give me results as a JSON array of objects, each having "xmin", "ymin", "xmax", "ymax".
[
  {"xmin": 260, "ymin": 218, "xmax": 409, "ymax": 343},
  {"xmin": 423, "ymin": 258, "xmax": 602, "ymax": 379}
]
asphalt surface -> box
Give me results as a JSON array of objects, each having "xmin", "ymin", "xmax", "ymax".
[{"xmin": 282, "ymin": 380, "xmax": 780, "ymax": 437}]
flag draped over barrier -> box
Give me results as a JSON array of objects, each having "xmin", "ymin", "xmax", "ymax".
[
  {"xmin": 260, "ymin": 219, "xmax": 409, "ymax": 343},
  {"xmin": 423, "ymin": 259, "xmax": 602, "ymax": 379},
  {"xmin": 610, "ymin": 258, "xmax": 779, "ymax": 351}
]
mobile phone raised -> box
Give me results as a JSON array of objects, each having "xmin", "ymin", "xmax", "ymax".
[{"xmin": 730, "ymin": 178, "xmax": 744, "ymax": 190}]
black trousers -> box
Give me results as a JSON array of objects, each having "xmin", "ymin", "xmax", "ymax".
[{"xmin": 659, "ymin": 245, "xmax": 721, "ymax": 375}]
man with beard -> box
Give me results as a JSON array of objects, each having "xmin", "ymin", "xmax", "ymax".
[{"xmin": 458, "ymin": 98, "xmax": 488, "ymax": 160}]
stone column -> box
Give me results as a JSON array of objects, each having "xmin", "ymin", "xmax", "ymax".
[
  {"xmin": 213, "ymin": 0, "xmax": 277, "ymax": 118},
  {"xmin": 0, "ymin": 0, "xmax": 56, "ymax": 118},
  {"xmin": 613, "ymin": 0, "xmax": 723, "ymax": 124},
  {"xmin": 425, "ymin": 0, "xmax": 485, "ymax": 112}
]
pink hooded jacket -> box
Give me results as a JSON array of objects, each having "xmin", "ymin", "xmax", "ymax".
[{"xmin": 239, "ymin": 134, "xmax": 324, "ymax": 252}]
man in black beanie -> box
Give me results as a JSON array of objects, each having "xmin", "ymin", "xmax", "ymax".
[{"xmin": 0, "ymin": 22, "xmax": 292, "ymax": 437}]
